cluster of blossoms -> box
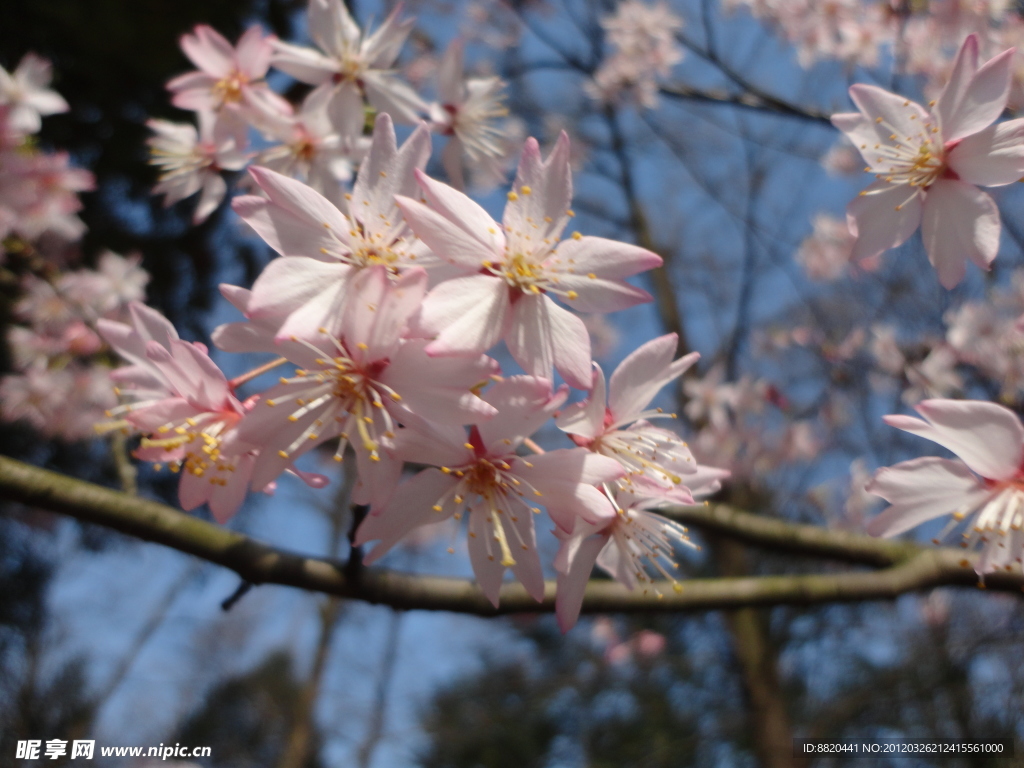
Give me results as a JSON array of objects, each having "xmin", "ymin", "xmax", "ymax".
[
  {"xmin": 673, "ymin": 363, "xmax": 821, "ymax": 484},
  {"xmin": 724, "ymin": 0, "xmax": 892, "ymax": 68},
  {"xmin": 944, "ymin": 272, "xmax": 1024, "ymax": 399},
  {"xmin": 587, "ymin": 0, "xmax": 685, "ymax": 109},
  {"xmin": 0, "ymin": 56, "xmax": 152, "ymax": 439},
  {"xmin": 149, "ymin": 0, "xmax": 519, "ymax": 228},
  {"xmin": 795, "ymin": 213, "xmax": 857, "ymax": 281},
  {"xmin": 13, "ymin": 0, "xmax": 1024, "ymax": 621},
  {"xmin": 109, "ymin": 121, "xmax": 730, "ymax": 628},
  {"xmin": 0, "ymin": 55, "xmax": 85, "ymax": 259},
  {"xmin": 728, "ymin": 0, "xmax": 1023, "ymax": 92},
  {"xmin": 858, "ymin": 268, "xmax": 1024, "ymax": 405},
  {"xmin": 68, "ymin": 0, "xmax": 732, "ymax": 630}
]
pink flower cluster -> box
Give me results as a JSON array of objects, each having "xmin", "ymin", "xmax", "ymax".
[
  {"xmin": 730, "ymin": 0, "xmax": 1020, "ymax": 84},
  {"xmin": 0, "ymin": 56, "xmax": 153, "ymax": 441},
  {"xmin": 152, "ymin": 4, "xmax": 520, "ymax": 223},
  {"xmin": 0, "ymin": 55, "xmax": 88, "ymax": 263},
  {"xmin": 1, "ymin": 251, "xmax": 150, "ymax": 440},
  {"xmin": 102, "ymin": 110, "xmax": 729, "ymax": 631},
  {"xmin": 587, "ymin": 0, "xmax": 685, "ymax": 109}
]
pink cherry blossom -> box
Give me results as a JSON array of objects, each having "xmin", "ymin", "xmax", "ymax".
[
  {"xmin": 796, "ymin": 213, "xmax": 856, "ymax": 281},
  {"xmin": 397, "ymin": 132, "xmax": 661, "ymax": 389},
  {"xmin": 253, "ymin": 87, "xmax": 368, "ymax": 204},
  {"xmin": 0, "ymin": 365, "xmax": 76, "ymax": 435},
  {"xmin": 0, "ymin": 54, "xmax": 69, "ymax": 135},
  {"xmin": 428, "ymin": 38, "xmax": 510, "ymax": 189},
  {"xmin": 587, "ymin": 1, "xmax": 685, "ymax": 109},
  {"xmin": 0, "ymin": 150, "xmax": 93, "ymax": 245},
  {"xmin": 97, "ymin": 302, "xmax": 273, "ymax": 522},
  {"xmin": 557, "ymin": 333, "xmax": 704, "ymax": 490},
  {"xmin": 232, "ymin": 114, "xmax": 436, "ymax": 342},
  {"xmin": 834, "ymin": 34, "xmax": 1023, "ymax": 288},
  {"xmin": 902, "ymin": 345, "xmax": 963, "ymax": 404},
  {"xmin": 355, "ymin": 376, "xmax": 624, "ymax": 607},
  {"xmin": 553, "ymin": 477, "xmax": 699, "ymax": 631},
  {"xmin": 147, "ymin": 112, "xmax": 249, "ymax": 224},
  {"xmin": 167, "ymin": 25, "xmax": 291, "ymax": 126},
  {"xmin": 867, "ymin": 398, "xmax": 1024, "ymax": 575},
  {"xmin": 234, "ymin": 266, "xmax": 498, "ymax": 508},
  {"xmin": 270, "ymin": 0, "xmax": 426, "ymax": 125},
  {"xmin": 59, "ymin": 251, "xmax": 149, "ymax": 318}
]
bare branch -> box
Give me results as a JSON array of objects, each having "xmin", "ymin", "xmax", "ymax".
[{"xmin": 2, "ymin": 456, "xmax": 1021, "ymax": 616}]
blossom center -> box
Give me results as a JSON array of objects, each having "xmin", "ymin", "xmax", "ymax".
[
  {"xmin": 867, "ymin": 109, "xmax": 947, "ymax": 192},
  {"xmin": 144, "ymin": 412, "xmax": 241, "ymax": 484},
  {"xmin": 212, "ymin": 71, "xmax": 248, "ymax": 106},
  {"xmin": 265, "ymin": 334, "xmax": 401, "ymax": 463}
]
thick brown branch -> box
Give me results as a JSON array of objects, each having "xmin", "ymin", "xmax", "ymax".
[{"xmin": 1, "ymin": 456, "xmax": 1022, "ymax": 615}]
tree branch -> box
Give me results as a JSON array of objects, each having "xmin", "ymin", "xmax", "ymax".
[
  {"xmin": 2, "ymin": 456, "xmax": 1021, "ymax": 616},
  {"xmin": 662, "ymin": 504, "xmax": 919, "ymax": 567},
  {"xmin": 658, "ymin": 82, "xmax": 833, "ymax": 124}
]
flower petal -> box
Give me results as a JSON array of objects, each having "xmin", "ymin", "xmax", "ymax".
[
  {"xmin": 921, "ymin": 179, "xmax": 999, "ymax": 289},
  {"xmin": 846, "ymin": 181, "xmax": 922, "ymax": 264},
  {"xmin": 608, "ymin": 334, "xmax": 698, "ymax": 425},
  {"xmin": 555, "ymin": 528, "xmax": 609, "ymax": 632},
  {"xmin": 947, "ymin": 118, "xmax": 1024, "ymax": 187},
  {"xmin": 478, "ymin": 376, "xmax": 566, "ymax": 450},
  {"xmin": 507, "ymin": 294, "xmax": 592, "ymax": 389},
  {"xmin": 556, "ymin": 364, "xmax": 607, "ymax": 440},
  {"xmin": 936, "ymin": 35, "xmax": 1013, "ymax": 143},
  {"xmin": 357, "ymin": 468, "xmax": 459, "ymax": 556},
  {"xmin": 865, "ymin": 456, "xmax": 988, "ymax": 536},
  {"xmin": 421, "ymin": 274, "xmax": 511, "ymax": 355},
  {"xmin": 885, "ymin": 398, "xmax": 1024, "ymax": 479},
  {"xmin": 503, "ymin": 133, "xmax": 573, "ymax": 254},
  {"xmin": 550, "ymin": 235, "xmax": 662, "ymax": 279},
  {"xmin": 351, "ymin": 113, "xmax": 431, "ymax": 243},
  {"xmin": 848, "ymin": 84, "xmax": 931, "ymax": 145}
]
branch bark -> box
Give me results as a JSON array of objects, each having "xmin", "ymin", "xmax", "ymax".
[{"xmin": 2, "ymin": 456, "xmax": 1023, "ymax": 615}]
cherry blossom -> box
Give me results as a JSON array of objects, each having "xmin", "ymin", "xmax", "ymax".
[
  {"xmin": 587, "ymin": 0, "xmax": 685, "ymax": 108},
  {"xmin": 0, "ymin": 54, "xmax": 69, "ymax": 135},
  {"xmin": 147, "ymin": 113, "xmax": 249, "ymax": 224},
  {"xmin": 682, "ymin": 363, "xmax": 736, "ymax": 429},
  {"xmin": 97, "ymin": 302, "xmax": 273, "ymax": 522},
  {"xmin": 355, "ymin": 376, "xmax": 624, "ymax": 606},
  {"xmin": 234, "ymin": 266, "xmax": 498, "ymax": 508},
  {"xmin": 0, "ymin": 149, "xmax": 94, "ymax": 246},
  {"xmin": 428, "ymin": 38, "xmax": 510, "ymax": 189},
  {"xmin": 59, "ymin": 251, "xmax": 149, "ymax": 318},
  {"xmin": 397, "ymin": 132, "xmax": 660, "ymax": 389},
  {"xmin": 167, "ymin": 25, "xmax": 291, "ymax": 126},
  {"xmin": 902, "ymin": 345, "xmax": 963, "ymax": 404},
  {"xmin": 232, "ymin": 114, "xmax": 434, "ymax": 342},
  {"xmin": 834, "ymin": 34, "xmax": 1023, "ymax": 288},
  {"xmin": 867, "ymin": 399, "xmax": 1024, "ymax": 574},
  {"xmin": 0, "ymin": 365, "xmax": 77, "ymax": 436},
  {"xmin": 252, "ymin": 87, "xmax": 368, "ymax": 204},
  {"xmin": 796, "ymin": 213, "xmax": 856, "ymax": 281},
  {"xmin": 270, "ymin": 0, "xmax": 426, "ymax": 125},
  {"xmin": 553, "ymin": 478, "xmax": 699, "ymax": 631},
  {"xmin": 557, "ymin": 333, "xmax": 703, "ymax": 490}
]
